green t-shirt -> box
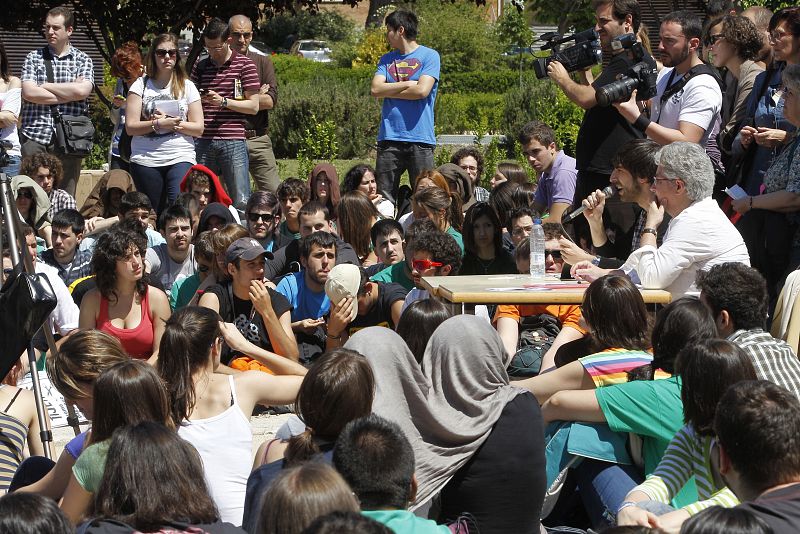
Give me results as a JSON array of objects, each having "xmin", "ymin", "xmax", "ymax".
[
  {"xmin": 595, "ymin": 375, "xmax": 698, "ymax": 508},
  {"xmin": 446, "ymin": 226, "xmax": 464, "ymax": 253},
  {"xmin": 72, "ymin": 440, "xmax": 110, "ymax": 493},
  {"xmin": 170, "ymin": 272, "xmax": 201, "ymax": 310},
  {"xmin": 362, "ymin": 510, "xmax": 450, "ymax": 534},
  {"xmin": 371, "ymin": 262, "xmax": 414, "ymax": 291}
]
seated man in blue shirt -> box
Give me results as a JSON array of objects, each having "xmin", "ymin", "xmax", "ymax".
[{"xmin": 276, "ymin": 231, "xmax": 337, "ymax": 364}]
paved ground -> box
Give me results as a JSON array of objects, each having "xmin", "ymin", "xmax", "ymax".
[{"xmin": 49, "ymin": 412, "xmax": 293, "ymax": 459}]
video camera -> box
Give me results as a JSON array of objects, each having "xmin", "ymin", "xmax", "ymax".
[
  {"xmin": 595, "ymin": 33, "xmax": 658, "ymax": 107},
  {"xmin": 533, "ymin": 28, "xmax": 602, "ymax": 80}
]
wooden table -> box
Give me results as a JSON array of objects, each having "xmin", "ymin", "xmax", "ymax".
[{"xmin": 422, "ymin": 274, "xmax": 672, "ymax": 310}]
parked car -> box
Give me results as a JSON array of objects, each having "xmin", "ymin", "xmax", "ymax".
[{"xmin": 289, "ymin": 40, "xmax": 332, "ymax": 63}]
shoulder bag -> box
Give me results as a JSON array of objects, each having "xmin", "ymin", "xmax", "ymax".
[{"xmin": 42, "ymin": 46, "xmax": 94, "ymax": 156}]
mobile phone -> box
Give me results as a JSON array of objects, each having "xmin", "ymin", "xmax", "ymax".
[{"xmin": 198, "ymin": 88, "xmax": 208, "ymax": 95}]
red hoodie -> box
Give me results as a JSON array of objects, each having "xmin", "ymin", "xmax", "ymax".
[{"xmin": 180, "ymin": 164, "xmax": 233, "ymax": 207}]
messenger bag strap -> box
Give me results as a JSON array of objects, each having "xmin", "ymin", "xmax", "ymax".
[{"xmin": 41, "ymin": 46, "xmax": 60, "ymax": 119}]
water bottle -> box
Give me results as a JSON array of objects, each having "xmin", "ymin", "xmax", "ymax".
[{"xmin": 529, "ymin": 218, "xmax": 546, "ymax": 280}]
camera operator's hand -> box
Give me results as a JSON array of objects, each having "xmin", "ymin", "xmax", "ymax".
[
  {"xmin": 546, "ymin": 61, "xmax": 571, "ymax": 86},
  {"xmin": 612, "ymin": 89, "xmax": 641, "ymax": 123}
]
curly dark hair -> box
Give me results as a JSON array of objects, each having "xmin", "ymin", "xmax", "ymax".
[
  {"xmin": 711, "ymin": 14, "xmax": 764, "ymax": 61},
  {"xmin": 695, "ymin": 263, "xmax": 767, "ymax": 331},
  {"xmin": 92, "ymin": 226, "xmax": 148, "ymax": 302},
  {"xmin": 20, "ymin": 153, "xmax": 63, "ymax": 189},
  {"xmin": 450, "ymin": 146, "xmax": 484, "ymax": 182},
  {"xmin": 412, "ymin": 230, "xmax": 462, "ymax": 274}
]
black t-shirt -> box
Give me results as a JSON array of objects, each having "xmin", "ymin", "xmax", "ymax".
[
  {"xmin": 576, "ymin": 51, "xmax": 656, "ymax": 174},
  {"xmin": 459, "ymin": 250, "xmax": 517, "ymax": 276},
  {"xmin": 207, "ymin": 282, "xmax": 292, "ymax": 364},
  {"xmin": 347, "ymin": 282, "xmax": 408, "ymax": 335},
  {"xmin": 738, "ymin": 483, "xmax": 800, "ymax": 534}
]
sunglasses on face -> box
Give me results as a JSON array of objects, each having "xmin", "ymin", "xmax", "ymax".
[
  {"xmin": 18, "ymin": 189, "xmax": 33, "ymax": 199},
  {"xmin": 248, "ymin": 212, "xmax": 277, "ymax": 223},
  {"xmin": 546, "ymin": 249, "xmax": 562, "ymax": 259},
  {"xmin": 412, "ymin": 259, "xmax": 443, "ymax": 271},
  {"xmin": 155, "ymin": 48, "xmax": 177, "ymax": 58}
]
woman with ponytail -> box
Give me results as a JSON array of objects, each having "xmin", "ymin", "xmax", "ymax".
[
  {"xmin": 413, "ymin": 185, "xmax": 464, "ymax": 253},
  {"xmin": 156, "ymin": 306, "xmax": 304, "ymax": 527},
  {"xmin": 241, "ymin": 348, "xmax": 374, "ymax": 533}
]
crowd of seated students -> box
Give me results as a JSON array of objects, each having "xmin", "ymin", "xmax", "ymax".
[{"xmin": 6, "ymin": 101, "xmax": 800, "ymax": 534}]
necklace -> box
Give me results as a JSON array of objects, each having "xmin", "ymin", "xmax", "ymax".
[{"xmin": 475, "ymin": 255, "xmax": 496, "ymax": 274}]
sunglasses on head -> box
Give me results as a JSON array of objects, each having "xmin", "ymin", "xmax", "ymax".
[
  {"xmin": 155, "ymin": 48, "xmax": 177, "ymax": 58},
  {"xmin": 248, "ymin": 212, "xmax": 277, "ymax": 223},
  {"xmin": 18, "ymin": 189, "xmax": 33, "ymax": 199},
  {"xmin": 412, "ymin": 259, "xmax": 443, "ymax": 271}
]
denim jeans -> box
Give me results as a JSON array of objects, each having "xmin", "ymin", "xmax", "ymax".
[
  {"xmin": 0, "ymin": 154, "xmax": 21, "ymax": 177},
  {"xmin": 573, "ymin": 458, "xmax": 643, "ymax": 530},
  {"xmin": 375, "ymin": 140, "xmax": 435, "ymax": 203},
  {"xmin": 196, "ymin": 138, "xmax": 251, "ymax": 213},
  {"xmin": 130, "ymin": 161, "xmax": 192, "ymax": 215}
]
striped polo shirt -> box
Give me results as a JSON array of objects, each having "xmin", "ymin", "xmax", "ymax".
[{"xmin": 191, "ymin": 51, "xmax": 260, "ymax": 140}]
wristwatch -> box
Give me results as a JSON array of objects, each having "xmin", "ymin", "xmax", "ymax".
[
  {"xmin": 641, "ymin": 227, "xmax": 658, "ymax": 238},
  {"xmin": 221, "ymin": 97, "xmax": 228, "ymax": 108},
  {"xmin": 591, "ymin": 256, "xmax": 602, "ymax": 266}
]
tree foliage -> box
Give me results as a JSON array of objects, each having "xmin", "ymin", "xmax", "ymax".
[{"xmin": 258, "ymin": 10, "xmax": 355, "ymax": 51}]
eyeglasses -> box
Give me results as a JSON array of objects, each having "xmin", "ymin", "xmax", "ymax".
[
  {"xmin": 653, "ymin": 177, "xmax": 677, "ymax": 185},
  {"xmin": 155, "ymin": 48, "xmax": 178, "ymax": 58},
  {"xmin": 546, "ymin": 249, "xmax": 562, "ymax": 259},
  {"xmin": 707, "ymin": 34, "xmax": 724, "ymax": 45},
  {"xmin": 248, "ymin": 212, "xmax": 277, "ymax": 223},
  {"xmin": 412, "ymin": 259, "xmax": 443, "ymax": 271},
  {"xmin": 231, "ymin": 32, "xmax": 252, "ymax": 39},
  {"xmin": 18, "ymin": 189, "xmax": 33, "ymax": 199}
]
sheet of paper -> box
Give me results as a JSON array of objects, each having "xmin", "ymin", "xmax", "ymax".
[
  {"xmin": 724, "ymin": 184, "xmax": 747, "ymax": 200},
  {"xmin": 486, "ymin": 287, "xmax": 553, "ymax": 292},
  {"xmin": 154, "ymin": 99, "xmax": 181, "ymax": 118}
]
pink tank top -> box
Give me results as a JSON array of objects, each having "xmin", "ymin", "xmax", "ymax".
[{"xmin": 97, "ymin": 288, "xmax": 154, "ymax": 360}]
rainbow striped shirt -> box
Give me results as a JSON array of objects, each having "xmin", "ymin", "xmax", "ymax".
[{"xmin": 580, "ymin": 348, "xmax": 668, "ymax": 388}]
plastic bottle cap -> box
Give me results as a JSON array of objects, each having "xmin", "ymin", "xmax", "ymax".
[{"xmin": 533, "ymin": 218, "xmax": 542, "ymax": 224}]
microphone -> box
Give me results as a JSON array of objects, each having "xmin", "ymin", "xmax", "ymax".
[{"xmin": 561, "ymin": 185, "xmax": 616, "ymax": 223}]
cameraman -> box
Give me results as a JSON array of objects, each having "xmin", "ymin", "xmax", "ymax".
[
  {"xmin": 615, "ymin": 10, "xmax": 722, "ymax": 146},
  {"xmin": 547, "ymin": 0, "xmax": 655, "ymax": 245}
]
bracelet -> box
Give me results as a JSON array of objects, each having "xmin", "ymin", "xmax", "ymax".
[
  {"xmin": 633, "ymin": 113, "xmax": 651, "ymax": 133},
  {"xmin": 327, "ymin": 331, "xmax": 342, "ymax": 340},
  {"xmin": 617, "ymin": 501, "xmax": 638, "ymax": 515},
  {"xmin": 151, "ymin": 119, "xmax": 158, "ymax": 133},
  {"xmin": 641, "ymin": 227, "xmax": 658, "ymax": 238},
  {"xmin": 749, "ymin": 196, "xmax": 754, "ymax": 209}
]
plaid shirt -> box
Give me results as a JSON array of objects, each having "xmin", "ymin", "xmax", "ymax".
[
  {"xmin": 47, "ymin": 188, "xmax": 76, "ymax": 219},
  {"xmin": 21, "ymin": 44, "xmax": 94, "ymax": 145},
  {"xmin": 474, "ymin": 186, "xmax": 490, "ymax": 202},
  {"xmin": 40, "ymin": 247, "xmax": 93, "ymax": 287},
  {"xmin": 630, "ymin": 209, "xmax": 647, "ymax": 251},
  {"xmin": 729, "ymin": 328, "xmax": 800, "ymax": 400}
]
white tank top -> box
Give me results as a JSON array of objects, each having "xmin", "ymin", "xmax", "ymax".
[{"xmin": 178, "ymin": 375, "xmax": 252, "ymax": 526}]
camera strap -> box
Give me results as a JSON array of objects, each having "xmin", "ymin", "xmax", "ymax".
[{"xmin": 655, "ymin": 64, "xmax": 723, "ymax": 124}]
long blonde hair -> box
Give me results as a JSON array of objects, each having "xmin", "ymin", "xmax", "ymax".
[{"xmin": 146, "ymin": 33, "xmax": 187, "ymax": 100}]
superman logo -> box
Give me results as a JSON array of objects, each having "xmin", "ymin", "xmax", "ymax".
[{"xmin": 391, "ymin": 58, "xmax": 422, "ymax": 82}]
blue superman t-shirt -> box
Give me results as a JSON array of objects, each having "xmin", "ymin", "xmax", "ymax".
[
  {"xmin": 376, "ymin": 45, "xmax": 440, "ymax": 145},
  {"xmin": 276, "ymin": 272, "xmax": 330, "ymax": 322}
]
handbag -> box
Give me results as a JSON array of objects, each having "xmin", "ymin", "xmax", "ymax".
[
  {"xmin": 0, "ymin": 264, "xmax": 57, "ymax": 380},
  {"xmin": 42, "ymin": 46, "xmax": 94, "ymax": 157}
]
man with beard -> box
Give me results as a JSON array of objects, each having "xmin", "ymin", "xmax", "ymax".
[
  {"xmin": 145, "ymin": 204, "xmax": 196, "ymax": 292},
  {"xmin": 275, "ymin": 231, "xmax": 338, "ymax": 364},
  {"xmin": 615, "ymin": 10, "xmax": 722, "ymax": 147},
  {"xmin": 559, "ymin": 139, "xmax": 669, "ymax": 268}
]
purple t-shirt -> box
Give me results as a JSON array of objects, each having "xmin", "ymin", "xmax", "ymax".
[
  {"xmin": 65, "ymin": 430, "xmax": 89, "ymax": 459},
  {"xmin": 534, "ymin": 151, "xmax": 577, "ymax": 209}
]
